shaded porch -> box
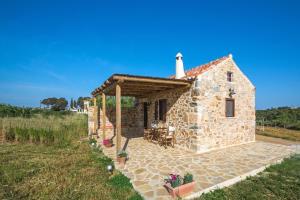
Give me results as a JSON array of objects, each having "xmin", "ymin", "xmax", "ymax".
[{"xmin": 91, "ymin": 74, "xmax": 192, "ymax": 156}]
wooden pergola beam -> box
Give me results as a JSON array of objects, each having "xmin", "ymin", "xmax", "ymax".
[
  {"xmin": 112, "ymin": 75, "xmax": 190, "ymax": 85},
  {"xmin": 91, "ymin": 74, "xmax": 193, "ymax": 97},
  {"xmin": 102, "ymin": 92, "xmax": 106, "ymax": 140},
  {"xmin": 93, "ymin": 97, "xmax": 98, "ymax": 134},
  {"xmin": 121, "ymin": 82, "xmax": 180, "ymax": 89},
  {"xmin": 116, "ymin": 83, "xmax": 121, "ymax": 155}
]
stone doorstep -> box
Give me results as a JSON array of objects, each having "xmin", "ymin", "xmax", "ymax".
[{"xmin": 183, "ymin": 156, "xmax": 290, "ymax": 200}]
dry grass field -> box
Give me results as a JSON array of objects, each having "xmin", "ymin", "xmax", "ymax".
[
  {"xmin": 256, "ymin": 126, "xmax": 300, "ymax": 141},
  {"xmin": 0, "ymin": 114, "xmax": 142, "ymax": 200}
]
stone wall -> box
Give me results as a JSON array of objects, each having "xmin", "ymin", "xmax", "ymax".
[
  {"xmin": 97, "ymin": 104, "xmax": 144, "ymax": 139},
  {"xmin": 141, "ymin": 87, "xmax": 198, "ymax": 150},
  {"xmin": 189, "ymin": 57, "xmax": 256, "ymax": 152},
  {"xmin": 90, "ymin": 57, "xmax": 255, "ymax": 153},
  {"xmin": 139, "ymin": 57, "xmax": 255, "ymax": 153}
]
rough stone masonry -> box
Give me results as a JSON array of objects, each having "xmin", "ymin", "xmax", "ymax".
[{"xmin": 90, "ymin": 55, "xmax": 255, "ymax": 153}]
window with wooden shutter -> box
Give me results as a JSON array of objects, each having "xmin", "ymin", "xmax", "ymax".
[
  {"xmin": 227, "ymin": 71, "xmax": 233, "ymax": 82},
  {"xmin": 225, "ymin": 99, "xmax": 235, "ymax": 117},
  {"xmin": 159, "ymin": 99, "xmax": 167, "ymax": 122}
]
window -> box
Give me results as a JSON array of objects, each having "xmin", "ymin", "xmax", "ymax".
[
  {"xmin": 227, "ymin": 71, "xmax": 233, "ymax": 82},
  {"xmin": 159, "ymin": 99, "xmax": 167, "ymax": 122},
  {"xmin": 225, "ymin": 99, "xmax": 235, "ymax": 117}
]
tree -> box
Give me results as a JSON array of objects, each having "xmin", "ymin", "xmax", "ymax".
[
  {"xmin": 73, "ymin": 99, "xmax": 77, "ymax": 109},
  {"xmin": 41, "ymin": 97, "xmax": 68, "ymax": 111},
  {"xmin": 70, "ymin": 98, "xmax": 74, "ymax": 109},
  {"xmin": 77, "ymin": 97, "xmax": 91, "ymax": 109}
]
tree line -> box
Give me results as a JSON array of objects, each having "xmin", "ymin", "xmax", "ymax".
[
  {"xmin": 41, "ymin": 97, "xmax": 90, "ymax": 111},
  {"xmin": 256, "ymin": 107, "xmax": 300, "ymax": 130}
]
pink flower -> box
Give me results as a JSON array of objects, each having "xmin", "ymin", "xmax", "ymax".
[{"xmin": 170, "ymin": 174, "xmax": 178, "ymax": 181}]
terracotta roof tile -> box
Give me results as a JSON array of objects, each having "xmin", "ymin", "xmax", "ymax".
[{"xmin": 170, "ymin": 55, "xmax": 230, "ymax": 79}]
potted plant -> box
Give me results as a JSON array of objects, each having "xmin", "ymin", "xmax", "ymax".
[
  {"xmin": 102, "ymin": 139, "xmax": 113, "ymax": 147},
  {"xmin": 117, "ymin": 150, "xmax": 127, "ymax": 165},
  {"xmin": 164, "ymin": 173, "xmax": 195, "ymax": 198}
]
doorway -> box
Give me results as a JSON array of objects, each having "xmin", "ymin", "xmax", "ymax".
[{"xmin": 143, "ymin": 102, "xmax": 148, "ymax": 128}]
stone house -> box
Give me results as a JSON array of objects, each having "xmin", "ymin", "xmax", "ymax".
[{"xmin": 89, "ymin": 53, "xmax": 255, "ymax": 154}]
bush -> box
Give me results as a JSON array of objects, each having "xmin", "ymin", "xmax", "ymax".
[
  {"xmin": 89, "ymin": 138, "xmax": 97, "ymax": 145},
  {"xmin": 15, "ymin": 127, "xmax": 30, "ymax": 143},
  {"xmin": 5, "ymin": 127, "xmax": 15, "ymax": 141},
  {"xmin": 183, "ymin": 172, "xmax": 193, "ymax": 184},
  {"xmin": 256, "ymin": 107, "xmax": 300, "ymax": 130},
  {"xmin": 117, "ymin": 150, "xmax": 128, "ymax": 158}
]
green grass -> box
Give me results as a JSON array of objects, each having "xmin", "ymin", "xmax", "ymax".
[
  {"xmin": 0, "ymin": 142, "xmax": 142, "ymax": 200},
  {"xmin": 0, "ymin": 113, "xmax": 142, "ymax": 200},
  {"xmin": 197, "ymin": 155, "xmax": 300, "ymax": 200}
]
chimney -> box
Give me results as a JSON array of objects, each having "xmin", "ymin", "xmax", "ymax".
[{"xmin": 176, "ymin": 52, "xmax": 185, "ymax": 79}]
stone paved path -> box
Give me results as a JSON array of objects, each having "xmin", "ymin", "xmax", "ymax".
[{"xmin": 97, "ymin": 136, "xmax": 294, "ymax": 200}]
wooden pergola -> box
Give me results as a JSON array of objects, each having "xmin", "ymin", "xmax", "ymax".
[{"xmin": 91, "ymin": 74, "xmax": 192, "ymax": 156}]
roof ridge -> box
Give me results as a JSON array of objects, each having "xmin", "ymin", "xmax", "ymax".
[
  {"xmin": 170, "ymin": 54, "xmax": 231, "ymax": 79},
  {"xmin": 186, "ymin": 55, "xmax": 230, "ymax": 73}
]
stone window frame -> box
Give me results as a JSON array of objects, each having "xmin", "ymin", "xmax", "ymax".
[
  {"xmin": 227, "ymin": 71, "xmax": 233, "ymax": 82},
  {"xmin": 225, "ymin": 98, "xmax": 235, "ymax": 117}
]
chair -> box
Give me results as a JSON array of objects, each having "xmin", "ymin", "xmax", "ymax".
[
  {"xmin": 144, "ymin": 128, "xmax": 153, "ymax": 141},
  {"xmin": 158, "ymin": 127, "xmax": 174, "ymax": 147}
]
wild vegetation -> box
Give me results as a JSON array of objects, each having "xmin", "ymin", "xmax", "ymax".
[
  {"xmin": 0, "ymin": 109, "xmax": 142, "ymax": 199},
  {"xmin": 198, "ymin": 155, "xmax": 300, "ymax": 200},
  {"xmin": 256, "ymin": 126, "xmax": 300, "ymax": 141},
  {"xmin": 96, "ymin": 96, "xmax": 135, "ymax": 108},
  {"xmin": 1, "ymin": 114, "xmax": 87, "ymax": 147},
  {"xmin": 256, "ymin": 107, "xmax": 300, "ymax": 130},
  {"xmin": 0, "ymin": 103, "xmax": 72, "ymax": 118},
  {"xmin": 0, "ymin": 142, "xmax": 142, "ymax": 199}
]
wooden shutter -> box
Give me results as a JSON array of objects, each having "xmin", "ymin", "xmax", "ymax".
[
  {"xmin": 226, "ymin": 99, "xmax": 235, "ymax": 117},
  {"xmin": 159, "ymin": 99, "xmax": 167, "ymax": 122},
  {"xmin": 227, "ymin": 72, "xmax": 233, "ymax": 82}
]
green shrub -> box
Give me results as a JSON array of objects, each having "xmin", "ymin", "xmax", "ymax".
[
  {"xmin": 5, "ymin": 127, "xmax": 15, "ymax": 141},
  {"xmin": 15, "ymin": 127, "xmax": 30, "ymax": 143},
  {"xmin": 89, "ymin": 138, "xmax": 97, "ymax": 145},
  {"xmin": 117, "ymin": 150, "xmax": 128, "ymax": 158},
  {"xmin": 183, "ymin": 172, "xmax": 193, "ymax": 184}
]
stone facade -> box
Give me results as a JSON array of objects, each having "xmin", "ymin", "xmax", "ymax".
[
  {"xmin": 188, "ymin": 57, "xmax": 256, "ymax": 152},
  {"xmin": 99, "ymin": 106, "xmax": 144, "ymax": 138},
  {"xmin": 90, "ymin": 56, "xmax": 255, "ymax": 153}
]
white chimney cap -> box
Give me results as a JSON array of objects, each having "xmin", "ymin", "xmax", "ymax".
[{"xmin": 176, "ymin": 52, "xmax": 183, "ymax": 58}]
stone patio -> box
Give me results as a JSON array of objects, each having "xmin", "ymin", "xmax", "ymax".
[{"xmin": 98, "ymin": 136, "xmax": 295, "ymax": 200}]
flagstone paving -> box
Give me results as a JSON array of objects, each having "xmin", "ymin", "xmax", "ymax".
[{"xmin": 97, "ymin": 136, "xmax": 295, "ymax": 200}]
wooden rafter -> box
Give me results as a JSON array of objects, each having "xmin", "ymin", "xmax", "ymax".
[{"xmin": 92, "ymin": 74, "xmax": 192, "ymax": 97}]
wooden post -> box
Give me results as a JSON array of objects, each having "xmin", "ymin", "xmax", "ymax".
[
  {"xmin": 102, "ymin": 92, "xmax": 106, "ymax": 140},
  {"xmin": 116, "ymin": 83, "xmax": 121, "ymax": 155},
  {"xmin": 93, "ymin": 97, "xmax": 98, "ymax": 134}
]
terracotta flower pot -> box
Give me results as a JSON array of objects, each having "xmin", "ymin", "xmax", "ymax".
[
  {"xmin": 104, "ymin": 143, "xmax": 113, "ymax": 148},
  {"xmin": 164, "ymin": 181, "xmax": 196, "ymax": 198},
  {"xmin": 117, "ymin": 156, "xmax": 126, "ymax": 165}
]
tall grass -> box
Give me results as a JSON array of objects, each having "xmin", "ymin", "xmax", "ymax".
[{"xmin": 1, "ymin": 114, "xmax": 87, "ymax": 147}]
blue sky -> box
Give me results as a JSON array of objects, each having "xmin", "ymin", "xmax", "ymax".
[{"xmin": 0, "ymin": 0, "xmax": 299, "ymax": 109}]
